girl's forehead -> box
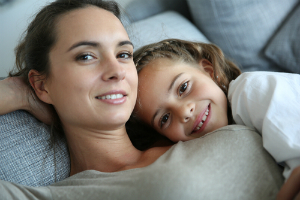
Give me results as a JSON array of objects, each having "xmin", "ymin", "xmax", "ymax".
[{"xmin": 139, "ymin": 58, "xmax": 198, "ymax": 76}]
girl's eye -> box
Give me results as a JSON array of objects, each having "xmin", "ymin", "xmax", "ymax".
[
  {"xmin": 76, "ymin": 54, "xmax": 95, "ymax": 61},
  {"xmin": 117, "ymin": 52, "xmax": 133, "ymax": 59},
  {"xmin": 179, "ymin": 81, "xmax": 189, "ymax": 96},
  {"xmin": 160, "ymin": 113, "xmax": 170, "ymax": 128}
]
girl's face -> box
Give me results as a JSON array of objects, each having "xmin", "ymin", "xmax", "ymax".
[
  {"xmin": 43, "ymin": 6, "xmax": 138, "ymax": 131},
  {"xmin": 135, "ymin": 58, "xmax": 228, "ymax": 142}
]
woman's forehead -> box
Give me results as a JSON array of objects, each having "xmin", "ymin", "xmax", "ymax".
[
  {"xmin": 56, "ymin": 6, "xmax": 126, "ymax": 39},
  {"xmin": 52, "ymin": 6, "xmax": 128, "ymax": 50}
]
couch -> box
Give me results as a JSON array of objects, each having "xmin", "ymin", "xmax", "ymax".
[{"xmin": 0, "ymin": 0, "xmax": 299, "ymax": 189}]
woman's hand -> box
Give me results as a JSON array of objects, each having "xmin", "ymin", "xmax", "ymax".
[
  {"xmin": 277, "ymin": 166, "xmax": 300, "ymax": 200},
  {"xmin": 0, "ymin": 76, "xmax": 53, "ymax": 125}
]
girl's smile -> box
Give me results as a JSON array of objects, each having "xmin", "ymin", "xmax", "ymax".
[
  {"xmin": 135, "ymin": 58, "xmax": 228, "ymax": 142},
  {"xmin": 191, "ymin": 103, "xmax": 211, "ymax": 135}
]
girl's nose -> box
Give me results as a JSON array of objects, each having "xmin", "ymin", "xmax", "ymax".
[
  {"xmin": 101, "ymin": 57, "xmax": 126, "ymax": 81},
  {"xmin": 177, "ymin": 102, "xmax": 195, "ymax": 123}
]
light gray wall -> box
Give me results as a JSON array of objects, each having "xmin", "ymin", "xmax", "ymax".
[
  {"xmin": 0, "ymin": 0, "xmax": 133, "ymax": 78},
  {"xmin": 0, "ymin": 0, "xmax": 55, "ymax": 77}
]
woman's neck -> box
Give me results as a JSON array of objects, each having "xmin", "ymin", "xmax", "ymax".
[{"xmin": 64, "ymin": 126, "xmax": 144, "ymax": 175}]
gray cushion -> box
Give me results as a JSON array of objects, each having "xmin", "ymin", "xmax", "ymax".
[
  {"xmin": 265, "ymin": 4, "xmax": 300, "ymax": 73},
  {"xmin": 126, "ymin": 11, "xmax": 209, "ymax": 52},
  {"xmin": 117, "ymin": 0, "xmax": 191, "ymax": 23},
  {"xmin": 186, "ymin": 0, "xmax": 298, "ymax": 72},
  {"xmin": 0, "ymin": 111, "xmax": 70, "ymax": 186}
]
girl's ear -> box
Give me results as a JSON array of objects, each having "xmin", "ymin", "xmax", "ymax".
[
  {"xmin": 28, "ymin": 70, "xmax": 53, "ymax": 104},
  {"xmin": 199, "ymin": 59, "xmax": 214, "ymax": 79}
]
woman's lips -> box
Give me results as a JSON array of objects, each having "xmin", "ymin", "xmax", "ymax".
[
  {"xmin": 95, "ymin": 90, "xmax": 127, "ymax": 104},
  {"xmin": 191, "ymin": 103, "xmax": 211, "ymax": 134}
]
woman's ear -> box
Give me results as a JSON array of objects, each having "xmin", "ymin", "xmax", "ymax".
[
  {"xmin": 28, "ymin": 70, "xmax": 53, "ymax": 104},
  {"xmin": 199, "ymin": 59, "xmax": 215, "ymax": 79}
]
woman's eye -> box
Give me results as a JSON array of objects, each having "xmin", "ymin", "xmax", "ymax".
[
  {"xmin": 117, "ymin": 52, "xmax": 133, "ymax": 59},
  {"xmin": 76, "ymin": 54, "xmax": 94, "ymax": 61},
  {"xmin": 160, "ymin": 113, "xmax": 170, "ymax": 128},
  {"xmin": 179, "ymin": 81, "xmax": 189, "ymax": 96}
]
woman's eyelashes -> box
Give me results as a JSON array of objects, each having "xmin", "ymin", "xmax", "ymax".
[
  {"xmin": 75, "ymin": 51, "xmax": 132, "ymax": 63},
  {"xmin": 76, "ymin": 53, "xmax": 96, "ymax": 62},
  {"xmin": 117, "ymin": 51, "xmax": 133, "ymax": 60}
]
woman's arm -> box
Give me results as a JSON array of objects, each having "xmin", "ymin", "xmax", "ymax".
[
  {"xmin": 0, "ymin": 77, "xmax": 53, "ymax": 124},
  {"xmin": 277, "ymin": 166, "xmax": 300, "ymax": 200}
]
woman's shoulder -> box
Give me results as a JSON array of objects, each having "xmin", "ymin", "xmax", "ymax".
[{"xmin": 50, "ymin": 125, "xmax": 283, "ymax": 199}]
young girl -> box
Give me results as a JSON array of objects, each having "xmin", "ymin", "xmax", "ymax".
[{"xmin": 133, "ymin": 38, "xmax": 300, "ymax": 180}]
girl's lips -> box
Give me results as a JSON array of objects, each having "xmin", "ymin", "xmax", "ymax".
[{"xmin": 191, "ymin": 103, "xmax": 211, "ymax": 135}]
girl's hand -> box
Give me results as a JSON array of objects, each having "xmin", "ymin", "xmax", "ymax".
[
  {"xmin": 277, "ymin": 166, "xmax": 300, "ymax": 200},
  {"xmin": 0, "ymin": 76, "xmax": 53, "ymax": 125}
]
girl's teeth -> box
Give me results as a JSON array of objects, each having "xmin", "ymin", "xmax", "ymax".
[
  {"xmin": 194, "ymin": 107, "xmax": 210, "ymax": 131},
  {"xmin": 98, "ymin": 94, "xmax": 124, "ymax": 100}
]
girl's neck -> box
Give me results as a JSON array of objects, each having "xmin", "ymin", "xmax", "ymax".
[{"xmin": 64, "ymin": 126, "xmax": 144, "ymax": 176}]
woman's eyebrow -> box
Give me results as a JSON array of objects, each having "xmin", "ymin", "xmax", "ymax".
[
  {"xmin": 151, "ymin": 73, "xmax": 185, "ymax": 127},
  {"xmin": 119, "ymin": 40, "xmax": 134, "ymax": 48},
  {"xmin": 67, "ymin": 40, "xmax": 133, "ymax": 52},
  {"xmin": 67, "ymin": 41, "xmax": 99, "ymax": 52}
]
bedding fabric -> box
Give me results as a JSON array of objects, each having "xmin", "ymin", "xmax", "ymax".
[
  {"xmin": 0, "ymin": 111, "xmax": 70, "ymax": 186},
  {"xmin": 186, "ymin": 0, "xmax": 298, "ymax": 72},
  {"xmin": 265, "ymin": 4, "xmax": 300, "ymax": 73},
  {"xmin": 0, "ymin": 125, "xmax": 284, "ymax": 200},
  {"xmin": 228, "ymin": 72, "xmax": 300, "ymax": 179}
]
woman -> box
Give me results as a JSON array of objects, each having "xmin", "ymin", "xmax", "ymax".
[{"xmin": 0, "ymin": 0, "xmax": 290, "ymax": 199}]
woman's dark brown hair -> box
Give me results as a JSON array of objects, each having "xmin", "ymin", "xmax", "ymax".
[{"xmin": 9, "ymin": 0, "xmax": 121, "ymax": 141}]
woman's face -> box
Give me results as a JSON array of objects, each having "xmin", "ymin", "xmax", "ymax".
[
  {"xmin": 44, "ymin": 6, "xmax": 138, "ymax": 131},
  {"xmin": 135, "ymin": 58, "xmax": 228, "ymax": 142}
]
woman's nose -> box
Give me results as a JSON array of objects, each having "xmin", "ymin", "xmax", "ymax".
[
  {"xmin": 177, "ymin": 102, "xmax": 195, "ymax": 123},
  {"xmin": 101, "ymin": 57, "xmax": 126, "ymax": 81}
]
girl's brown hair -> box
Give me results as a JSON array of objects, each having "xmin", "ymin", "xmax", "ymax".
[{"xmin": 134, "ymin": 39, "xmax": 241, "ymax": 96}]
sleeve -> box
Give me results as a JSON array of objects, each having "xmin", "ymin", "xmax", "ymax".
[
  {"xmin": 227, "ymin": 72, "xmax": 300, "ymax": 179},
  {"xmin": 0, "ymin": 180, "xmax": 53, "ymax": 200}
]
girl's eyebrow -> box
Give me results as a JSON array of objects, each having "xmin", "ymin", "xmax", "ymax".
[
  {"xmin": 67, "ymin": 40, "xmax": 133, "ymax": 52},
  {"xmin": 168, "ymin": 73, "xmax": 184, "ymax": 92},
  {"xmin": 151, "ymin": 72, "xmax": 185, "ymax": 127}
]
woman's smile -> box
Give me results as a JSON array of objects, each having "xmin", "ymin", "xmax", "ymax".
[{"xmin": 95, "ymin": 90, "xmax": 127, "ymax": 105}]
